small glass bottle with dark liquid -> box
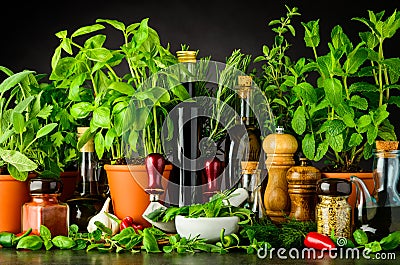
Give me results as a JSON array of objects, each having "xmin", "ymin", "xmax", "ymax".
[
  {"xmin": 66, "ymin": 127, "xmax": 105, "ymax": 232},
  {"xmin": 352, "ymin": 144, "xmax": 400, "ymax": 241}
]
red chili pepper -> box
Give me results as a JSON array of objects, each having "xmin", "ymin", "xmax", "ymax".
[{"xmin": 303, "ymin": 232, "xmax": 336, "ymax": 250}]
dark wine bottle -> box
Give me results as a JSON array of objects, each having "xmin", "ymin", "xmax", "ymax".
[{"xmin": 175, "ymin": 51, "xmax": 203, "ymax": 206}]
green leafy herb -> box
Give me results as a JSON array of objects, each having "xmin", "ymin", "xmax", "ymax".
[
  {"xmin": 380, "ymin": 231, "xmax": 400, "ymax": 250},
  {"xmin": 163, "ymin": 234, "xmax": 221, "ymax": 254},
  {"xmin": 52, "ymin": 236, "xmax": 76, "ymax": 250},
  {"xmin": 16, "ymin": 235, "xmax": 43, "ymax": 251},
  {"xmin": 353, "ymin": 229, "xmax": 368, "ymax": 245},
  {"xmin": 40, "ymin": 225, "xmax": 53, "ymax": 250},
  {"xmin": 152, "ymin": 191, "xmax": 253, "ymax": 225},
  {"xmin": 142, "ymin": 228, "xmax": 161, "ymax": 253},
  {"xmin": 279, "ymin": 218, "xmax": 317, "ymax": 249}
]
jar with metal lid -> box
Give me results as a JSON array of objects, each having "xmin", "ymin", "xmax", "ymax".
[
  {"xmin": 316, "ymin": 178, "xmax": 352, "ymax": 239},
  {"xmin": 22, "ymin": 178, "xmax": 69, "ymax": 236}
]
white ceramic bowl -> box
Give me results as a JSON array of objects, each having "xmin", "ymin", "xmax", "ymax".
[{"xmin": 175, "ymin": 215, "xmax": 240, "ymax": 242}]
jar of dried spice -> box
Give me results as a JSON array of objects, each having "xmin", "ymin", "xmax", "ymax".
[
  {"xmin": 316, "ymin": 178, "xmax": 352, "ymax": 239},
  {"xmin": 22, "ymin": 178, "xmax": 69, "ymax": 236}
]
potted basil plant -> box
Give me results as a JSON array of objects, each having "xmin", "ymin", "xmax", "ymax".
[{"xmin": 49, "ymin": 17, "xmax": 180, "ymax": 227}]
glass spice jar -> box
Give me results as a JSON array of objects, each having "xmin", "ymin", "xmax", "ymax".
[
  {"xmin": 316, "ymin": 178, "xmax": 352, "ymax": 239},
  {"xmin": 22, "ymin": 178, "xmax": 69, "ymax": 236}
]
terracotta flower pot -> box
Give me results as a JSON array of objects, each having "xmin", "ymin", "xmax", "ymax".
[
  {"xmin": 104, "ymin": 164, "xmax": 172, "ymax": 228},
  {"xmin": 0, "ymin": 175, "xmax": 31, "ymax": 233}
]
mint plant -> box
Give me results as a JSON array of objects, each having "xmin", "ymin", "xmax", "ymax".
[{"xmin": 292, "ymin": 9, "xmax": 400, "ymax": 171}]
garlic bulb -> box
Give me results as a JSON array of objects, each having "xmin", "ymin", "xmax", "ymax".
[{"xmin": 87, "ymin": 197, "xmax": 120, "ymax": 235}]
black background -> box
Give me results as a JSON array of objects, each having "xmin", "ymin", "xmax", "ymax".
[
  {"xmin": 0, "ymin": 0, "xmax": 399, "ymax": 170},
  {"xmin": 1, "ymin": 0, "xmax": 399, "ymax": 74}
]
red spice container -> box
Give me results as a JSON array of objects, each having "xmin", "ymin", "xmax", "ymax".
[{"xmin": 22, "ymin": 178, "xmax": 69, "ymax": 236}]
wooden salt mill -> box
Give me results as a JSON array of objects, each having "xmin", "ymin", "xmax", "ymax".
[
  {"xmin": 263, "ymin": 126, "xmax": 298, "ymax": 223},
  {"xmin": 286, "ymin": 158, "xmax": 321, "ymax": 221}
]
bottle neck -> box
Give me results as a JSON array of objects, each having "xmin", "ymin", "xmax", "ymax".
[
  {"xmin": 77, "ymin": 150, "xmax": 100, "ymax": 197},
  {"xmin": 236, "ymin": 88, "xmax": 255, "ymax": 126}
]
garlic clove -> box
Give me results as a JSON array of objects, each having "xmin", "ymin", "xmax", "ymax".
[{"xmin": 87, "ymin": 197, "xmax": 120, "ymax": 235}]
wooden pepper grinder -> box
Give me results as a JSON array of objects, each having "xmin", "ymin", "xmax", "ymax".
[
  {"xmin": 263, "ymin": 126, "xmax": 298, "ymax": 223},
  {"xmin": 286, "ymin": 158, "xmax": 321, "ymax": 221}
]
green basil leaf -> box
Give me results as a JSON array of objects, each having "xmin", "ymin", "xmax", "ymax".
[
  {"xmin": 71, "ymin": 24, "xmax": 105, "ymax": 38},
  {"xmin": 44, "ymin": 240, "xmax": 53, "ymax": 251},
  {"xmin": 52, "ymin": 236, "xmax": 76, "ymax": 250},
  {"xmin": 142, "ymin": 228, "xmax": 161, "ymax": 253},
  {"xmin": 70, "ymin": 102, "xmax": 93, "ymax": 119},
  {"xmin": 92, "ymin": 106, "xmax": 111, "ymax": 128},
  {"xmin": 112, "ymin": 227, "xmax": 136, "ymax": 242},
  {"xmin": 68, "ymin": 73, "xmax": 86, "ymax": 101},
  {"xmin": 16, "ymin": 235, "xmax": 43, "ymax": 251},
  {"xmin": 40, "ymin": 225, "xmax": 52, "ymax": 241},
  {"xmin": 171, "ymin": 84, "xmax": 190, "ymax": 101},
  {"xmin": 94, "ymin": 133, "xmax": 105, "ymax": 159},
  {"xmin": 68, "ymin": 224, "xmax": 79, "ymax": 234},
  {"xmin": 96, "ymin": 19, "xmax": 125, "ymax": 31},
  {"xmin": 133, "ymin": 18, "xmax": 149, "ymax": 49},
  {"xmin": 109, "ymin": 81, "xmax": 134, "ymax": 96}
]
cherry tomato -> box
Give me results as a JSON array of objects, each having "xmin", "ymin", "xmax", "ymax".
[
  {"xmin": 119, "ymin": 216, "xmax": 144, "ymax": 233},
  {"xmin": 122, "ymin": 216, "xmax": 134, "ymax": 225},
  {"xmin": 132, "ymin": 224, "xmax": 143, "ymax": 232},
  {"xmin": 120, "ymin": 220, "xmax": 131, "ymax": 231},
  {"xmin": 120, "ymin": 216, "xmax": 139, "ymax": 231}
]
